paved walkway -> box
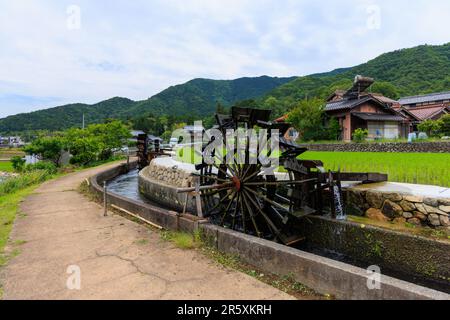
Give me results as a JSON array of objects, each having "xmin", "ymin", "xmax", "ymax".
[{"xmin": 1, "ymin": 162, "xmax": 293, "ymax": 300}]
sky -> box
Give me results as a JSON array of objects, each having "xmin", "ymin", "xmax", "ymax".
[{"xmin": 0, "ymin": 0, "xmax": 449, "ymax": 118}]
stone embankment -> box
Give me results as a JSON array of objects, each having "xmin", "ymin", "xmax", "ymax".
[{"xmin": 346, "ymin": 189, "xmax": 450, "ymax": 227}]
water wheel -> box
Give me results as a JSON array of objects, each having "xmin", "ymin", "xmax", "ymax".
[{"xmin": 194, "ymin": 107, "xmax": 321, "ymax": 245}]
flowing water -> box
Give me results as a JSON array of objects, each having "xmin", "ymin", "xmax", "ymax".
[
  {"xmin": 333, "ymin": 185, "xmax": 346, "ymax": 220},
  {"xmin": 106, "ymin": 169, "xmax": 153, "ymax": 205}
]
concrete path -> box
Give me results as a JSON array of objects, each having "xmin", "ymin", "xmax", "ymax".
[{"xmin": 1, "ymin": 162, "xmax": 294, "ymax": 300}]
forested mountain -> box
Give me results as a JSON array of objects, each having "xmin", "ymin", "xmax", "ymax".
[
  {"xmin": 0, "ymin": 97, "xmax": 135, "ymax": 132},
  {"xmin": 1, "ymin": 43, "xmax": 450, "ymax": 133},
  {"xmin": 263, "ymin": 43, "xmax": 450, "ymax": 113},
  {"xmin": 0, "ymin": 76, "xmax": 295, "ymax": 133}
]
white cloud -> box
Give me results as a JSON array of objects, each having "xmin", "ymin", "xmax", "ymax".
[{"xmin": 0, "ymin": 0, "xmax": 449, "ymax": 117}]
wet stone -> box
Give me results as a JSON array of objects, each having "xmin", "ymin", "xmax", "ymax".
[
  {"xmin": 428, "ymin": 214, "xmax": 441, "ymax": 227},
  {"xmin": 382, "ymin": 200, "xmax": 403, "ymax": 219},
  {"xmin": 407, "ymin": 218, "xmax": 422, "ymax": 226},
  {"xmin": 399, "ymin": 200, "xmax": 416, "ymax": 212},
  {"xmin": 404, "ymin": 195, "xmax": 424, "ymax": 203},
  {"xmin": 413, "ymin": 211, "xmax": 427, "ymax": 222}
]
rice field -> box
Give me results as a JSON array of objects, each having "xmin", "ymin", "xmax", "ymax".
[
  {"xmin": 0, "ymin": 162, "xmax": 13, "ymax": 172},
  {"xmin": 176, "ymin": 146, "xmax": 450, "ymax": 187},
  {"xmin": 300, "ymin": 152, "xmax": 450, "ymax": 188}
]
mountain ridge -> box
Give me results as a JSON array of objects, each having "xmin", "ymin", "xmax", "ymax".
[{"xmin": 1, "ymin": 43, "xmax": 450, "ymax": 133}]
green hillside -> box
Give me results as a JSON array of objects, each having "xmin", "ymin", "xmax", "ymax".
[
  {"xmin": 1, "ymin": 43, "xmax": 450, "ymax": 133},
  {"xmin": 264, "ymin": 43, "xmax": 450, "ymax": 116},
  {"xmin": 0, "ymin": 97, "xmax": 135, "ymax": 133},
  {"xmin": 0, "ymin": 76, "xmax": 295, "ymax": 133}
]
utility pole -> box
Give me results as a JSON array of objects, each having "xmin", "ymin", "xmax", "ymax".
[{"xmin": 82, "ymin": 113, "xmax": 85, "ymax": 129}]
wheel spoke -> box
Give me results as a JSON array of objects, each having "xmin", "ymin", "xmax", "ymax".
[
  {"xmin": 242, "ymin": 189, "xmax": 280, "ymax": 236},
  {"xmin": 244, "ymin": 186, "xmax": 289, "ymax": 213},
  {"xmin": 205, "ymin": 190, "xmax": 233, "ymax": 214},
  {"xmin": 220, "ymin": 191, "xmax": 238, "ymax": 225},
  {"xmin": 241, "ymin": 191, "xmax": 261, "ymax": 237}
]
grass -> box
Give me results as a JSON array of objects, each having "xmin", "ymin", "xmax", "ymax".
[
  {"xmin": 0, "ymin": 170, "xmax": 52, "ymax": 196},
  {"xmin": 0, "ymin": 162, "xmax": 13, "ymax": 172},
  {"xmin": 0, "ymin": 185, "xmax": 38, "ymax": 267},
  {"xmin": 301, "ymin": 151, "xmax": 450, "ymax": 187},
  {"xmin": 160, "ymin": 230, "xmax": 201, "ymax": 250}
]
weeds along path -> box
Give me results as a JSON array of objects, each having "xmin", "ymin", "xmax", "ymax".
[{"xmin": 0, "ymin": 162, "xmax": 294, "ymax": 300}]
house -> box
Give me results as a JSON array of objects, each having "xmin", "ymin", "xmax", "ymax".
[
  {"xmin": 397, "ymin": 91, "xmax": 450, "ymax": 131},
  {"xmin": 0, "ymin": 136, "xmax": 25, "ymax": 147},
  {"xmin": 325, "ymin": 76, "xmax": 409, "ymax": 141}
]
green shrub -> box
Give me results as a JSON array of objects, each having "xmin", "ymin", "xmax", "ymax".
[
  {"xmin": 11, "ymin": 156, "xmax": 26, "ymax": 172},
  {"xmin": 440, "ymin": 114, "xmax": 450, "ymax": 136},
  {"xmin": 0, "ymin": 170, "xmax": 50, "ymax": 196},
  {"xmin": 25, "ymin": 161, "xmax": 57, "ymax": 175},
  {"xmin": 352, "ymin": 128, "xmax": 369, "ymax": 143},
  {"xmin": 418, "ymin": 119, "xmax": 441, "ymax": 137}
]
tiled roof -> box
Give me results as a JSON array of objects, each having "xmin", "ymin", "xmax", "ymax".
[
  {"xmin": 325, "ymin": 96, "xmax": 375, "ymax": 111},
  {"xmin": 399, "ymin": 91, "xmax": 450, "ymax": 105},
  {"xmin": 405, "ymin": 106, "xmax": 450, "ymax": 120},
  {"xmin": 352, "ymin": 112, "xmax": 406, "ymax": 122}
]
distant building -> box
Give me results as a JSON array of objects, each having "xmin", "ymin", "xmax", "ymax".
[
  {"xmin": 397, "ymin": 91, "xmax": 450, "ymax": 131},
  {"xmin": 0, "ymin": 136, "xmax": 25, "ymax": 147},
  {"xmin": 324, "ymin": 76, "xmax": 409, "ymax": 141}
]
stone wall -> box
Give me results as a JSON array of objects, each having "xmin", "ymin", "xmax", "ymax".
[
  {"xmin": 141, "ymin": 161, "xmax": 196, "ymax": 188},
  {"xmin": 346, "ymin": 189, "xmax": 450, "ymax": 228},
  {"xmin": 298, "ymin": 141, "xmax": 450, "ymax": 153}
]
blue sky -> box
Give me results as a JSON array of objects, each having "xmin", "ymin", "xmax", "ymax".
[{"xmin": 1, "ymin": 0, "xmax": 449, "ymax": 118}]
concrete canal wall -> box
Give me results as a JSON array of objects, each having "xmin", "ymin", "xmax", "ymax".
[{"xmin": 88, "ymin": 162, "xmax": 450, "ymax": 299}]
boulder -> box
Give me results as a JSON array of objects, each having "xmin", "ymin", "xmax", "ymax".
[
  {"xmin": 393, "ymin": 217, "xmax": 406, "ymax": 224},
  {"xmin": 438, "ymin": 199, "xmax": 450, "ymax": 206},
  {"xmin": 384, "ymin": 193, "xmax": 403, "ymax": 202},
  {"xmin": 439, "ymin": 206, "xmax": 450, "ymax": 213},
  {"xmin": 424, "ymin": 205, "xmax": 447, "ymax": 216},
  {"xmin": 440, "ymin": 215, "xmax": 450, "ymax": 227},
  {"xmin": 366, "ymin": 191, "xmax": 384, "ymax": 209},
  {"xmin": 399, "ymin": 200, "xmax": 415, "ymax": 212},
  {"xmin": 365, "ymin": 208, "xmax": 389, "ymax": 222},
  {"xmin": 407, "ymin": 218, "xmax": 422, "ymax": 226},
  {"xmin": 428, "ymin": 214, "xmax": 441, "ymax": 227},
  {"xmin": 382, "ymin": 200, "xmax": 403, "ymax": 219},
  {"xmin": 413, "ymin": 211, "xmax": 427, "ymax": 222},
  {"xmin": 347, "ymin": 190, "xmax": 365, "ymax": 204},
  {"xmin": 424, "ymin": 197, "xmax": 439, "ymax": 207},
  {"xmin": 403, "ymin": 212, "xmax": 413, "ymax": 219},
  {"xmin": 415, "ymin": 203, "xmax": 428, "ymax": 215},
  {"xmin": 404, "ymin": 195, "xmax": 424, "ymax": 203}
]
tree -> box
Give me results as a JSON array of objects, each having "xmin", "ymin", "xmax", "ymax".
[
  {"xmin": 370, "ymin": 81, "xmax": 400, "ymax": 99},
  {"xmin": 418, "ymin": 120, "xmax": 441, "ymax": 137},
  {"xmin": 23, "ymin": 136, "xmax": 66, "ymax": 165},
  {"xmin": 440, "ymin": 114, "xmax": 450, "ymax": 136},
  {"xmin": 287, "ymin": 98, "xmax": 326, "ymax": 141}
]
